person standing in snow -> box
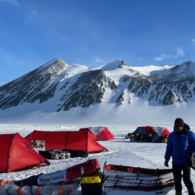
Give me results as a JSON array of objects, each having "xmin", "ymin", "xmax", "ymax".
[{"xmin": 164, "ymin": 118, "xmax": 195, "ymax": 195}]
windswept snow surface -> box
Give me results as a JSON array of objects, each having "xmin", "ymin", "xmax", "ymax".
[
  {"xmin": 1, "ymin": 97, "xmax": 195, "ymax": 126},
  {"xmin": 59, "ymin": 64, "xmax": 90, "ymax": 75},
  {"xmin": 0, "ymin": 124, "xmax": 195, "ymax": 195}
]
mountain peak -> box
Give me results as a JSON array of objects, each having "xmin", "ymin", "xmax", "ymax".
[
  {"xmin": 99, "ymin": 59, "xmax": 130, "ymax": 71},
  {"xmin": 38, "ymin": 58, "xmax": 67, "ymax": 75}
]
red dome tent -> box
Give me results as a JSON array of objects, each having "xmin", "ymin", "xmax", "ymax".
[
  {"xmin": 0, "ymin": 133, "xmax": 47, "ymax": 173},
  {"xmin": 25, "ymin": 130, "xmax": 48, "ymax": 141},
  {"xmin": 45, "ymin": 131, "xmax": 106, "ymax": 153},
  {"xmin": 80, "ymin": 127, "xmax": 114, "ymax": 140},
  {"xmin": 134, "ymin": 126, "xmax": 170, "ymax": 142}
]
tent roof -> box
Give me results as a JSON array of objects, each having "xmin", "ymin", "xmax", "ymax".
[
  {"xmin": 25, "ymin": 130, "xmax": 49, "ymax": 141},
  {"xmin": 80, "ymin": 127, "xmax": 114, "ymax": 140}
]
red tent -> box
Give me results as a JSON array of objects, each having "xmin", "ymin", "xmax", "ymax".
[
  {"xmin": 134, "ymin": 126, "xmax": 170, "ymax": 137},
  {"xmin": 25, "ymin": 130, "xmax": 48, "ymax": 141},
  {"xmin": 45, "ymin": 131, "xmax": 106, "ymax": 153},
  {"xmin": 80, "ymin": 127, "xmax": 114, "ymax": 140},
  {"xmin": 0, "ymin": 133, "xmax": 46, "ymax": 173},
  {"xmin": 134, "ymin": 126, "xmax": 170, "ymax": 142}
]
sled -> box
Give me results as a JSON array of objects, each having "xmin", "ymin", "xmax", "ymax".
[
  {"xmin": 0, "ymin": 178, "xmax": 80, "ymax": 195},
  {"xmin": 38, "ymin": 159, "xmax": 100, "ymax": 185},
  {"xmin": 103, "ymin": 164, "xmax": 174, "ymax": 191},
  {"xmin": 0, "ymin": 180, "xmax": 10, "ymax": 185}
]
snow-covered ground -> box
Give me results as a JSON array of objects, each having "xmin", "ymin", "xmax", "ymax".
[{"xmin": 0, "ymin": 124, "xmax": 195, "ymax": 195}]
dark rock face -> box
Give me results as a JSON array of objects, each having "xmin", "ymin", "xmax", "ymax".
[
  {"xmin": 110, "ymin": 81, "xmax": 117, "ymax": 90},
  {"xmin": 121, "ymin": 70, "xmax": 195, "ymax": 106},
  {"xmin": 0, "ymin": 59, "xmax": 66, "ymax": 109},
  {"xmin": 118, "ymin": 60, "xmax": 130, "ymax": 68},
  {"xmin": 162, "ymin": 90, "xmax": 175, "ymax": 105},
  {"xmin": 116, "ymin": 92, "xmax": 125, "ymax": 105},
  {"xmin": 59, "ymin": 70, "xmax": 106, "ymax": 111}
]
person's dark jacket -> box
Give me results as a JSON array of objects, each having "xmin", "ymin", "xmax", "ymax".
[{"xmin": 165, "ymin": 123, "xmax": 195, "ymax": 165}]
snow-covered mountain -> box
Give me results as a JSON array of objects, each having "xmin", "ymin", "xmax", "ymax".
[{"xmin": 1, "ymin": 59, "xmax": 195, "ymax": 125}]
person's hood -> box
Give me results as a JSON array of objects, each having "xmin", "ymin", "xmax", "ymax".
[{"xmin": 174, "ymin": 123, "xmax": 190, "ymax": 134}]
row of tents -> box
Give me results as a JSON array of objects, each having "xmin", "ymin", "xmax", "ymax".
[
  {"xmin": 0, "ymin": 127, "xmax": 114, "ymax": 173},
  {"xmin": 0, "ymin": 126, "xmax": 171, "ymax": 173},
  {"xmin": 26, "ymin": 127, "xmax": 114, "ymax": 142}
]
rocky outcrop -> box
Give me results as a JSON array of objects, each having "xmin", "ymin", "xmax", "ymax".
[
  {"xmin": 116, "ymin": 92, "xmax": 125, "ymax": 106},
  {"xmin": 110, "ymin": 81, "xmax": 117, "ymax": 90},
  {"xmin": 162, "ymin": 90, "xmax": 175, "ymax": 106},
  {"xmin": 118, "ymin": 60, "xmax": 130, "ymax": 68}
]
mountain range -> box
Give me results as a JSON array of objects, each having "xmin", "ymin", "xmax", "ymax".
[{"xmin": 0, "ymin": 59, "xmax": 195, "ymax": 125}]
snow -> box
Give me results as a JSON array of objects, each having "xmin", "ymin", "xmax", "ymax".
[
  {"xmin": 1, "ymin": 91, "xmax": 195, "ymax": 126},
  {"xmin": 0, "ymin": 124, "xmax": 194, "ymax": 195},
  {"xmin": 130, "ymin": 64, "xmax": 174, "ymax": 76},
  {"xmin": 97, "ymin": 60, "xmax": 124, "ymax": 71},
  {"xmin": 59, "ymin": 64, "xmax": 90, "ymax": 75}
]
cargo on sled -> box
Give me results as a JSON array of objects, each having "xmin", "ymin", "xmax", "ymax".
[
  {"xmin": 103, "ymin": 164, "xmax": 174, "ymax": 191},
  {"xmin": 0, "ymin": 178, "xmax": 80, "ymax": 195}
]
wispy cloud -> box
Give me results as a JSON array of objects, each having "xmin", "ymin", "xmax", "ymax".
[
  {"xmin": 137, "ymin": 57, "xmax": 144, "ymax": 61},
  {"xmin": 95, "ymin": 58, "xmax": 104, "ymax": 62},
  {"xmin": 154, "ymin": 47, "xmax": 184, "ymax": 61},
  {"xmin": 78, "ymin": 59, "xmax": 82, "ymax": 62},
  {"xmin": 0, "ymin": 0, "xmax": 20, "ymax": 7},
  {"xmin": 0, "ymin": 82, "xmax": 7, "ymax": 86},
  {"xmin": 192, "ymin": 39, "xmax": 195, "ymax": 45},
  {"xmin": 27, "ymin": 10, "xmax": 37, "ymax": 20}
]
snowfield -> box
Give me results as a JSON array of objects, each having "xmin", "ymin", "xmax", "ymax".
[{"xmin": 0, "ymin": 124, "xmax": 195, "ymax": 195}]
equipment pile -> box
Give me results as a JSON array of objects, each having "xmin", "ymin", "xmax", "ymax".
[
  {"xmin": 32, "ymin": 140, "xmax": 45, "ymax": 148},
  {"xmin": 125, "ymin": 126, "xmax": 170, "ymax": 143},
  {"xmin": 39, "ymin": 150, "xmax": 70, "ymax": 160},
  {"xmin": 126, "ymin": 132, "xmax": 168, "ymax": 143},
  {"xmin": 0, "ymin": 159, "xmax": 174, "ymax": 195}
]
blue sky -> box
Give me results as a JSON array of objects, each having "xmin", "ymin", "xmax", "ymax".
[{"xmin": 0, "ymin": 0, "xmax": 195, "ymax": 86}]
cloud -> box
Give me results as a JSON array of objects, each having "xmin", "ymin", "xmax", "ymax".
[
  {"xmin": 137, "ymin": 57, "xmax": 144, "ymax": 61},
  {"xmin": 0, "ymin": 0, "xmax": 20, "ymax": 7},
  {"xmin": 95, "ymin": 58, "xmax": 104, "ymax": 62},
  {"xmin": 27, "ymin": 10, "xmax": 37, "ymax": 20},
  {"xmin": 78, "ymin": 59, "xmax": 82, "ymax": 62},
  {"xmin": 154, "ymin": 47, "xmax": 184, "ymax": 61},
  {"xmin": 192, "ymin": 39, "xmax": 195, "ymax": 45},
  {"xmin": 0, "ymin": 82, "xmax": 7, "ymax": 86}
]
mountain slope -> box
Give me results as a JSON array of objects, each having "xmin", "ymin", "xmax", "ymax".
[{"xmin": 1, "ymin": 59, "xmax": 195, "ymax": 125}]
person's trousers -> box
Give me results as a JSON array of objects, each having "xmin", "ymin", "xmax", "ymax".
[{"xmin": 172, "ymin": 163, "xmax": 193, "ymax": 192}]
